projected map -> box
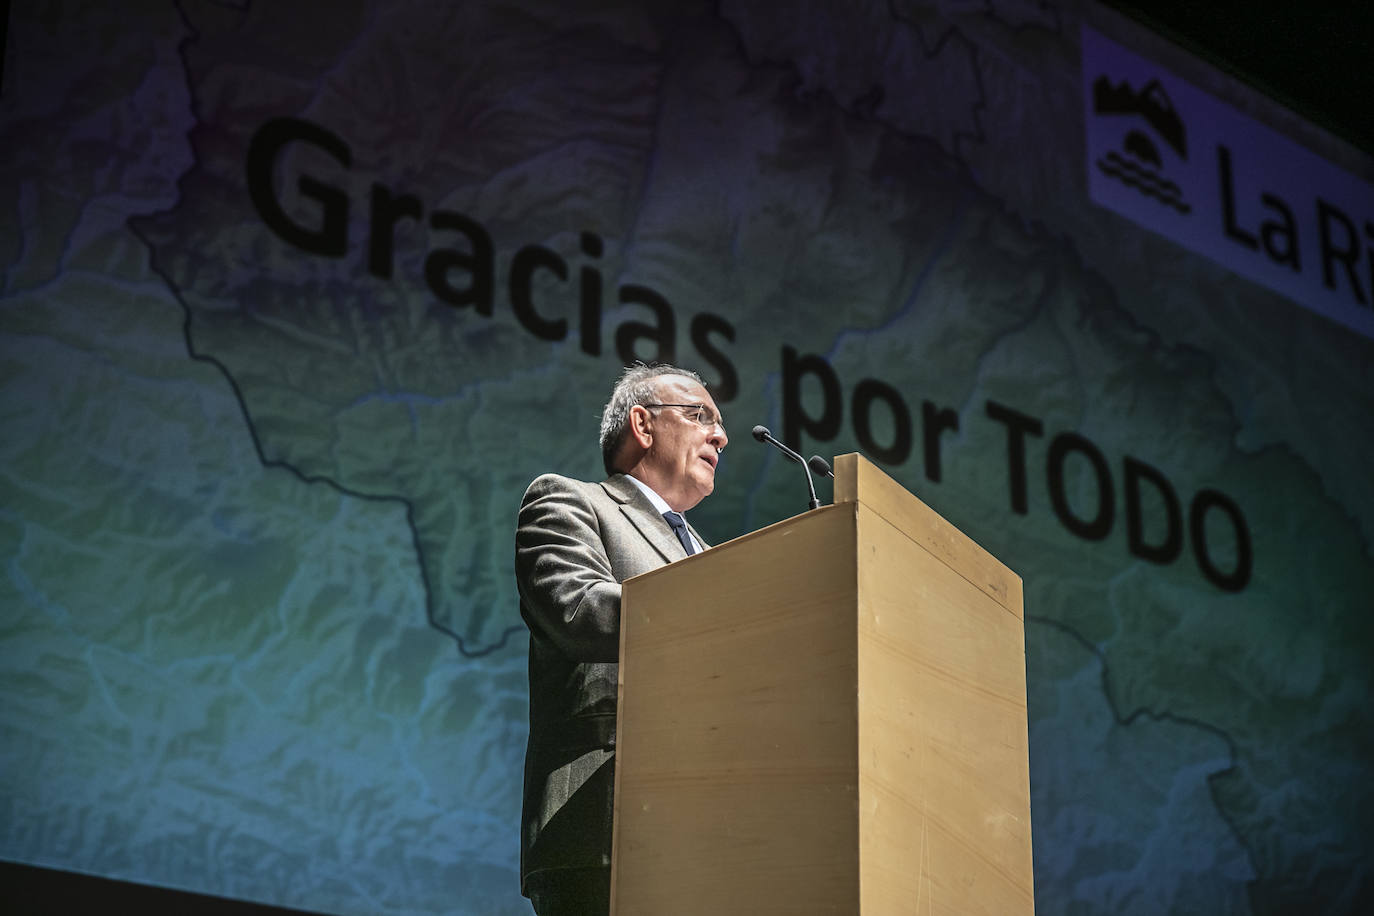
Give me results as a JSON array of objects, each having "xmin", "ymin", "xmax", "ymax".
[{"xmin": 3, "ymin": 1, "xmax": 1370, "ymax": 914}]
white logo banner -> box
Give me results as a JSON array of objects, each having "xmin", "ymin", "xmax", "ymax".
[{"xmin": 1082, "ymin": 25, "xmax": 1374, "ymax": 340}]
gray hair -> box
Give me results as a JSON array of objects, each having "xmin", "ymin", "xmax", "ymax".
[{"xmin": 600, "ymin": 362, "xmax": 705, "ymax": 475}]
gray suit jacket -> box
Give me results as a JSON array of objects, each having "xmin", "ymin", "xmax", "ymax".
[{"xmin": 515, "ymin": 472, "xmax": 707, "ymax": 891}]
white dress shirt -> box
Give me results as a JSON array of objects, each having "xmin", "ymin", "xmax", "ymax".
[{"xmin": 624, "ymin": 474, "xmax": 704, "ymax": 554}]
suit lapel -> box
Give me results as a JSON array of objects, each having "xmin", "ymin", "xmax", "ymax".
[
  {"xmin": 601, "ymin": 475, "xmax": 681, "ymax": 563},
  {"xmin": 685, "ymin": 520, "xmax": 710, "ymax": 550}
]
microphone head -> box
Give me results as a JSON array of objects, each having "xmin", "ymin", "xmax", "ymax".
[
  {"xmin": 751, "ymin": 425, "xmax": 770, "ymax": 442},
  {"xmin": 807, "ymin": 455, "xmax": 834, "ymax": 478}
]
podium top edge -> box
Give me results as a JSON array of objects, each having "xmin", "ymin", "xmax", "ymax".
[
  {"xmin": 624, "ymin": 456, "xmax": 1023, "ymax": 619},
  {"xmin": 832, "ymin": 453, "xmax": 1024, "ymax": 617}
]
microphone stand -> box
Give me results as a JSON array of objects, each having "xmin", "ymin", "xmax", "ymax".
[{"xmin": 752, "ymin": 425, "xmax": 820, "ymax": 510}]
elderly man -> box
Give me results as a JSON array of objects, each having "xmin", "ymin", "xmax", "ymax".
[{"xmin": 516, "ymin": 363, "xmax": 728, "ymax": 915}]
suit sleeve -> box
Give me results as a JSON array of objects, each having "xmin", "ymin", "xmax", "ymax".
[{"xmin": 516, "ymin": 474, "xmax": 622, "ymax": 663}]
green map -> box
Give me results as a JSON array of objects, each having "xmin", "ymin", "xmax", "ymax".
[{"xmin": 3, "ymin": 1, "xmax": 1370, "ymax": 913}]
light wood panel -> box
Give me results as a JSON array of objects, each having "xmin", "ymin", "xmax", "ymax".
[
  {"xmin": 613, "ymin": 506, "xmax": 861, "ymax": 915},
  {"xmin": 612, "ymin": 454, "xmax": 1032, "ymax": 915},
  {"xmin": 856, "ymin": 502, "xmax": 1033, "ymax": 915}
]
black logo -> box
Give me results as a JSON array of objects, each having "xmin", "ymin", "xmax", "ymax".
[{"xmin": 1093, "ymin": 76, "xmax": 1191, "ymax": 214}]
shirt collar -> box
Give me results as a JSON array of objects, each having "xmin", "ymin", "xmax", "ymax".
[{"xmin": 625, "ymin": 473, "xmax": 676, "ymax": 516}]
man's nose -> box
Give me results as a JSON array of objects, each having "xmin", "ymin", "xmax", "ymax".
[{"xmin": 709, "ymin": 424, "xmax": 728, "ymax": 449}]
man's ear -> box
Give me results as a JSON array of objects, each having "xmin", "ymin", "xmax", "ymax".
[{"xmin": 627, "ymin": 405, "xmax": 654, "ymax": 450}]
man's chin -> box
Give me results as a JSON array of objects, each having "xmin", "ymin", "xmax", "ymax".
[{"xmin": 679, "ymin": 479, "xmax": 713, "ymax": 511}]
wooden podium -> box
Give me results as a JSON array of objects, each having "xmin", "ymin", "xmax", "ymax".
[{"xmin": 610, "ymin": 454, "xmax": 1033, "ymax": 914}]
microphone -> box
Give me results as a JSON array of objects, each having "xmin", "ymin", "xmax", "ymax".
[
  {"xmin": 752, "ymin": 425, "xmax": 821, "ymax": 510},
  {"xmin": 807, "ymin": 455, "xmax": 834, "ymax": 479}
]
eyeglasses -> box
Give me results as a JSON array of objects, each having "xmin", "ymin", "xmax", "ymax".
[{"xmin": 643, "ymin": 403, "xmax": 727, "ymax": 436}]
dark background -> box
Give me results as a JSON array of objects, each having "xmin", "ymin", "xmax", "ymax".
[{"xmin": 1105, "ymin": 0, "xmax": 1374, "ymax": 155}]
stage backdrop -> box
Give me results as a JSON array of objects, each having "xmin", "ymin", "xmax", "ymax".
[{"xmin": 3, "ymin": 1, "xmax": 1371, "ymax": 914}]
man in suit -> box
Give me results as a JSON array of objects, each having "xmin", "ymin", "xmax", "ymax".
[{"xmin": 516, "ymin": 363, "xmax": 728, "ymax": 916}]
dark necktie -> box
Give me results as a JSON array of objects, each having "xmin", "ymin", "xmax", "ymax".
[{"xmin": 662, "ymin": 511, "xmax": 697, "ymax": 556}]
